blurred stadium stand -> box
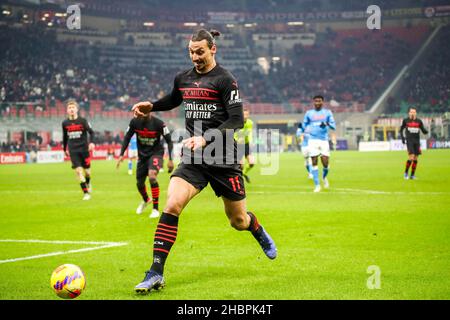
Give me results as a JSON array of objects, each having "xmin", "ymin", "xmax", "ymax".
[{"xmin": 0, "ymin": 0, "xmax": 449, "ymax": 150}]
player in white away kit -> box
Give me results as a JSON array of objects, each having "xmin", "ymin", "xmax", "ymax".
[
  {"xmin": 302, "ymin": 95, "xmax": 336, "ymax": 192},
  {"xmin": 296, "ymin": 123, "xmax": 313, "ymax": 179}
]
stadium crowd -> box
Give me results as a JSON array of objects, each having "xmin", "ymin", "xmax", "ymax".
[
  {"xmin": 0, "ymin": 22, "xmax": 434, "ymax": 114},
  {"xmin": 394, "ymin": 25, "xmax": 450, "ymax": 114}
]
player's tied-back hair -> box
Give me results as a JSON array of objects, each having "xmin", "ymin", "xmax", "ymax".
[{"xmin": 191, "ymin": 29, "xmax": 221, "ymax": 48}]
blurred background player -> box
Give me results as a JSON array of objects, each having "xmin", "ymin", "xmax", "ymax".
[
  {"xmin": 302, "ymin": 95, "xmax": 336, "ymax": 192},
  {"xmin": 296, "ymin": 123, "xmax": 313, "ymax": 179},
  {"xmin": 128, "ymin": 134, "xmax": 138, "ymax": 175},
  {"xmin": 400, "ymin": 107, "xmax": 428, "ymax": 180},
  {"xmin": 117, "ymin": 111, "xmax": 174, "ymax": 218},
  {"xmin": 62, "ymin": 100, "xmax": 95, "ymax": 200},
  {"xmin": 234, "ymin": 108, "xmax": 255, "ymax": 183}
]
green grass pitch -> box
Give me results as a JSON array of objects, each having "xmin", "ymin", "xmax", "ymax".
[{"xmin": 0, "ymin": 150, "xmax": 449, "ymax": 300}]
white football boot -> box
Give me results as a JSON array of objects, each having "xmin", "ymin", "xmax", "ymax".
[
  {"xmin": 82, "ymin": 193, "xmax": 91, "ymax": 201},
  {"xmin": 323, "ymin": 178, "xmax": 329, "ymax": 189},
  {"xmin": 313, "ymin": 185, "xmax": 321, "ymax": 193},
  {"xmin": 136, "ymin": 200, "xmax": 150, "ymax": 214},
  {"xmin": 149, "ymin": 209, "xmax": 160, "ymax": 219}
]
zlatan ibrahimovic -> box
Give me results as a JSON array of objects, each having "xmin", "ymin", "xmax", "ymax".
[{"xmin": 131, "ymin": 29, "xmax": 277, "ymax": 294}]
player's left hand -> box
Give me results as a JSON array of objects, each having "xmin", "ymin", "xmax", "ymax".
[
  {"xmin": 167, "ymin": 160, "xmax": 174, "ymax": 173},
  {"xmin": 88, "ymin": 143, "xmax": 95, "ymax": 152},
  {"xmin": 320, "ymin": 122, "xmax": 327, "ymax": 128},
  {"xmin": 182, "ymin": 136, "xmax": 206, "ymax": 150}
]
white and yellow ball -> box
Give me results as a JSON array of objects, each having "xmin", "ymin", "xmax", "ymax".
[{"xmin": 50, "ymin": 264, "xmax": 86, "ymax": 299}]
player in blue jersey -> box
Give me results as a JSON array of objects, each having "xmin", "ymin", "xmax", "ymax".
[
  {"xmin": 302, "ymin": 95, "xmax": 336, "ymax": 192},
  {"xmin": 127, "ymin": 134, "xmax": 138, "ymax": 175},
  {"xmin": 296, "ymin": 123, "xmax": 313, "ymax": 179}
]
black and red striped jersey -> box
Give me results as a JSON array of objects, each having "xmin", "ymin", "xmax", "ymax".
[
  {"xmin": 120, "ymin": 115, "xmax": 172, "ymax": 159},
  {"xmin": 62, "ymin": 117, "xmax": 94, "ymax": 153},
  {"xmin": 172, "ymin": 64, "xmax": 242, "ymax": 137},
  {"xmin": 152, "ymin": 64, "xmax": 244, "ymax": 166}
]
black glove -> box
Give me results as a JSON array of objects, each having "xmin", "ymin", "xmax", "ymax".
[
  {"xmin": 402, "ymin": 139, "xmax": 406, "ymax": 144},
  {"xmin": 320, "ymin": 122, "xmax": 327, "ymax": 129}
]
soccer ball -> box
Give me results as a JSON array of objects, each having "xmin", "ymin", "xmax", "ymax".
[{"xmin": 50, "ymin": 264, "xmax": 86, "ymax": 299}]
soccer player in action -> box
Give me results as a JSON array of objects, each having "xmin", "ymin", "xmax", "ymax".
[
  {"xmin": 234, "ymin": 108, "xmax": 255, "ymax": 183},
  {"xmin": 302, "ymin": 95, "xmax": 336, "ymax": 192},
  {"xmin": 117, "ymin": 112, "xmax": 174, "ymax": 218},
  {"xmin": 62, "ymin": 100, "xmax": 95, "ymax": 200},
  {"xmin": 400, "ymin": 107, "xmax": 428, "ymax": 180},
  {"xmin": 296, "ymin": 123, "xmax": 313, "ymax": 179},
  {"xmin": 127, "ymin": 134, "xmax": 138, "ymax": 175},
  {"xmin": 131, "ymin": 29, "xmax": 277, "ymax": 294}
]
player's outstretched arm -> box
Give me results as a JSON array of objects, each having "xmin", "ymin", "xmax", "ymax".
[
  {"xmin": 152, "ymin": 90, "xmax": 183, "ymax": 112},
  {"xmin": 132, "ymin": 77, "xmax": 183, "ymax": 116},
  {"xmin": 151, "ymin": 76, "xmax": 184, "ymax": 113}
]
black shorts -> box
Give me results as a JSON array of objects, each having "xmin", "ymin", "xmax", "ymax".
[
  {"xmin": 137, "ymin": 155, "xmax": 163, "ymax": 179},
  {"xmin": 237, "ymin": 143, "xmax": 251, "ymax": 159},
  {"xmin": 69, "ymin": 151, "xmax": 91, "ymax": 169},
  {"xmin": 406, "ymin": 140, "xmax": 421, "ymax": 155},
  {"xmin": 171, "ymin": 163, "xmax": 246, "ymax": 201}
]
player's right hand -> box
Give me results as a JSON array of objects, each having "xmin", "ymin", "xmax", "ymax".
[
  {"xmin": 64, "ymin": 150, "xmax": 69, "ymax": 157},
  {"xmin": 132, "ymin": 101, "xmax": 153, "ymax": 118},
  {"xmin": 402, "ymin": 139, "xmax": 406, "ymax": 144},
  {"xmin": 182, "ymin": 136, "xmax": 206, "ymax": 150},
  {"xmin": 116, "ymin": 155, "xmax": 124, "ymax": 169},
  {"xmin": 320, "ymin": 122, "xmax": 327, "ymax": 128}
]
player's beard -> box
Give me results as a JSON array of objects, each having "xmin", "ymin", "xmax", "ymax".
[{"xmin": 194, "ymin": 61, "xmax": 205, "ymax": 71}]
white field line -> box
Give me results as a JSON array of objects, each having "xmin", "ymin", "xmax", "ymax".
[
  {"xmin": 0, "ymin": 190, "xmax": 144, "ymax": 194},
  {"xmin": 253, "ymin": 185, "xmax": 450, "ymax": 195},
  {"xmin": 1, "ymin": 186, "xmax": 448, "ymax": 196},
  {"xmin": 0, "ymin": 239, "xmax": 128, "ymax": 264}
]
